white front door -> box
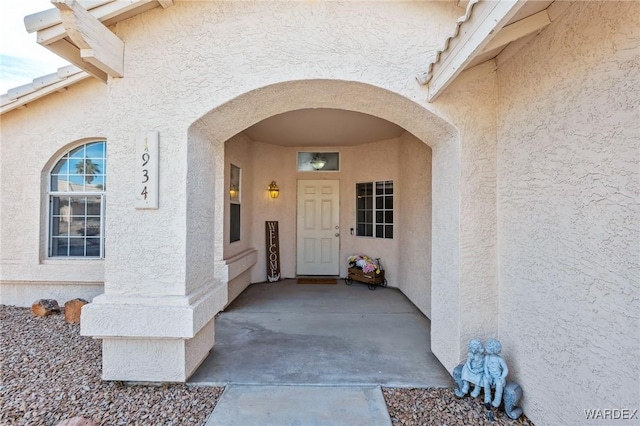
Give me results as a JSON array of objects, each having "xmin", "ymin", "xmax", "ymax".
[{"xmin": 296, "ymin": 180, "xmax": 340, "ymax": 275}]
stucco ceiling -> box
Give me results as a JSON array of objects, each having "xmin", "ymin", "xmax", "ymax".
[{"xmin": 243, "ymin": 108, "xmax": 406, "ymax": 147}]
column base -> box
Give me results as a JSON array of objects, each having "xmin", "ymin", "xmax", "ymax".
[
  {"xmin": 81, "ymin": 283, "xmax": 227, "ymax": 382},
  {"xmin": 101, "ymin": 317, "xmax": 215, "ymax": 382}
]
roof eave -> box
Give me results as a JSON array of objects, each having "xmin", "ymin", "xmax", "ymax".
[{"xmin": 1, "ymin": 65, "xmax": 91, "ymax": 115}]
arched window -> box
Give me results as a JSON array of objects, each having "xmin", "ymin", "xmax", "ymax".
[{"xmin": 49, "ymin": 141, "xmax": 106, "ymax": 258}]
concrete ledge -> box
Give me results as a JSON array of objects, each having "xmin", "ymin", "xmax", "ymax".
[
  {"xmin": 224, "ymin": 248, "xmax": 258, "ymax": 281},
  {"xmin": 227, "ymin": 270, "xmax": 252, "ymax": 308},
  {"xmin": 221, "ymin": 249, "xmax": 258, "ymax": 307},
  {"xmin": 81, "ymin": 283, "xmax": 226, "ymax": 338}
]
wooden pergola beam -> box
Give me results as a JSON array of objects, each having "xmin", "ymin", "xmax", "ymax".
[
  {"xmin": 51, "ymin": 0, "xmax": 125, "ymax": 81},
  {"xmin": 25, "ymin": 0, "xmax": 114, "ymax": 33},
  {"xmin": 426, "ymin": 0, "xmax": 526, "ymax": 102},
  {"xmin": 45, "ymin": 38, "xmax": 109, "ymax": 82}
]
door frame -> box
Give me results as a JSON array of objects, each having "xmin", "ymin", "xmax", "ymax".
[{"xmin": 296, "ymin": 179, "xmax": 340, "ymax": 276}]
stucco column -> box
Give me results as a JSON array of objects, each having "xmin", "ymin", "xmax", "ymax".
[
  {"xmin": 80, "ymin": 122, "xmax": 226, "ymax": 382},
  {"xmin": 428, "ymin": 69, "xmax": 500, "ymax": 373}
]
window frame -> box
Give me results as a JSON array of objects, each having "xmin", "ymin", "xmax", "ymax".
[
  {"xmin": 296, "ymin": 151, "xmax": 340, "ymax": 172},
  {"xmin": 355, "ymin": 180, "xmax": 394, "ymax": 239},
  {"xmin": 47, "ymin": 140, "xmax": 106, "ymax": 259},
  {"xmin": 229, "ymin": 164, "xmax": 241, "ymax": 243}
]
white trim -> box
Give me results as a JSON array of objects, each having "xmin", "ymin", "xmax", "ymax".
[
  {"xmin": 480, "ymin": 9, "xmax": 551, "ymax": 54},
  {"xmin": 426, "ymin": 0, "xmax": 526, "ymax": 102}
]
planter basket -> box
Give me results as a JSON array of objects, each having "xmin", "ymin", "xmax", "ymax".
[{"xmin": 345, "ymin": 267, "xmax": 387, "ymax": 290}]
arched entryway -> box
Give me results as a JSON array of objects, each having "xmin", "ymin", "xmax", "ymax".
[{"xmin": 186, "ymin": 79, "xmax": 461, "ymax": 376}]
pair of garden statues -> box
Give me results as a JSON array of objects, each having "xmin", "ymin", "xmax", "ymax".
[
  {"xmin": 456, "ymin": 338, "xmax": 508, "ymax": 407},
  {"xmin": 453, "ymin": 338, "xmax": 523, "ymax": 419}
]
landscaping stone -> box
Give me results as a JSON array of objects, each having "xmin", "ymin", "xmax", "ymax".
[
  {"xmin": 31, "ymin": 299, "xmax": 60, "ymax": 317},
  {"xmin": 64, "ymin": 298, "xmax": 89, "ymax": 324}
]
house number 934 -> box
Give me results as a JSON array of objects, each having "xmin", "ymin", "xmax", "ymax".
[
  {"xmin": 136, "ymin": 131, "xmax": 159, "ymax": 209},
  {"xmin": 140, "ymin": 152, "xmax": 150, "ymax": 198}
]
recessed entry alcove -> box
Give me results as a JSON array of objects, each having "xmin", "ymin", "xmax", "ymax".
[{"xmin": 184, "ymin": 79, "xmax": 460, "ymax": 385}]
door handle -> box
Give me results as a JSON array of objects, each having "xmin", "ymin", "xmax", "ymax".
[{"xmin": 335, "ymin": 233, "xmax": 340, "ymax": 237}]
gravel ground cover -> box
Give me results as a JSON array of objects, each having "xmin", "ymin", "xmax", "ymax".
[
  {"xmin": 2, "ymin": 305, "xmax": 535, "ymax": 425},
  {"xmin": 382, "ymin": 388, "xmax": 535, "ymax": 426},
  {"xmin": 0, "ymin": 306, "xmax": 223, "ymax": 425}
]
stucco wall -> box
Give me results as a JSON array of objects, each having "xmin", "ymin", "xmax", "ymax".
[
  {"xmin": 247, "ymin": 137, "xmax": 402, "ymax": 284},
  {"xmin": 398, "ymin": 132, "xmax": 432, "ymax": 318},
  {"xmin": 496, "ymin": 2, "xmax": 639, "ymax": 424},
  {"xmin": 248, "ymin": 141, "xmax": 296, "ymax": 281},
  {"xmin": 2, "ymin": 0, "xmax": 506, "ymax": 385},
  {"xmin": 227, "ymin": 130, "xmax": 433, "ymax": 319},
  {"xmin": 338, "ymin": 138, "xmax": 401, "ymax": 283},
  {"xmin": 0, "ymin": 78, "xmax": 108, "ymax": 306},
  {"xmin": 106, "ymin": 0, "xmax": 461, "ymax": 301}
]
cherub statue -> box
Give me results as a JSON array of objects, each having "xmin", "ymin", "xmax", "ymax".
[
  {"xmin": 484, "ymin": 338, "xmax": 509, "ymax": 408},
  {"xmin": 455, "ymin": 339, "xmax": 484, "ymax": 398}
]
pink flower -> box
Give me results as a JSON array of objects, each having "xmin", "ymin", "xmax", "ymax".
[{"xmin": 363, "ymin": 263, "xmax": 376, "ymax": 273}]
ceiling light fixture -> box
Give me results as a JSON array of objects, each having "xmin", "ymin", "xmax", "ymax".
[{"xmin": 310, "ymin": 153, "xmax": 327, "ymax": 170}]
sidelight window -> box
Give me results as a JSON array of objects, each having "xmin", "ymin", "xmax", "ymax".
[{"xmin": 355, "ymin": 180, "xmax": 393, "ymax": 239}]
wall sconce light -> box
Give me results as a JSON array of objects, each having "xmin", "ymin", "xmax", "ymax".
[
  {"xmin": 268, "ymin": 181, "xmax": 279, "ymax": 198},
  {"xmin": 310, "ymin": 153, "xmax": 327, "ymax": 170},
  {"xmin": 229, "ymin": 185, "xmax": 239, "ymax": 199}
]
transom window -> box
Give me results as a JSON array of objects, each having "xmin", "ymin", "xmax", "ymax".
[
  {"xmin": 356, "ymin": 180, "xmax": 393, "ymax": 239},
  {"xmin": 49, "ymin": 141, "xmax": 106, "ymax": 258}
]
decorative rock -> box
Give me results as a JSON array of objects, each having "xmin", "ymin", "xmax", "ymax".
[
  {"xmin": 56, "ymin": 417, "xmax": 98, "ymax": 426},
  {"xmin": 31, "ymin": 299, "xmax": 60, "ymax": 317},
  {"xmin": 64, "ymin": 298, "xmax": 89, "ymax": 324}
]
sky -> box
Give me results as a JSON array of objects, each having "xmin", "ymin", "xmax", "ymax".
[{"xmin": 0, "ymin": 0, "xmax": 70, "ymax": 94}]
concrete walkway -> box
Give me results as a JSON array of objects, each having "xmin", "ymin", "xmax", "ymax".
[
  {"xmin": 190, "ymin": 279, "xmax": 452, "ymax": 425},
  {"xmin": 205, "ymin": 385, "xmax": 392, "ymax": 426}
]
